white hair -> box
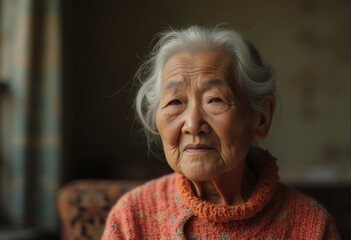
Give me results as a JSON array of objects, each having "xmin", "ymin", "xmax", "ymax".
[{"xmin": 134, "ymin": 25, "xmax": 275, "ymax": 150}]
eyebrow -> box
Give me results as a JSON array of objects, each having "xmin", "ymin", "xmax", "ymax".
[
  {"xmin": 164, "ymin": 80, "xmax": 186, "ymax": 90},
  {"xmin": 164, "ymin": 78, "xmax": 227, "ymax": 90},
  {"xmin": 203, "ymin": 78, "xmax": 227, "ymax": 87}
]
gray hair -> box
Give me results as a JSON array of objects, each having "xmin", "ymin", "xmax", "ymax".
[{"xmin": 135, "ymin": 25, "xmax": 275, "ymax": 150}]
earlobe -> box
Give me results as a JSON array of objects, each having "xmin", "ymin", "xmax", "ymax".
[{"xmin": 254, "ymin": 95, "xmax": 276, "ymax": 140}]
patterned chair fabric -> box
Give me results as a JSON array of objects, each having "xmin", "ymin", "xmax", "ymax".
[{"xmin": 57, "ymin": 180, "xmax": 142, "ymax": 240}]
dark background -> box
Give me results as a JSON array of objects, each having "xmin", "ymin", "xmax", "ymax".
[{"xmin": 61, "ymin": 1, "xmax": 178, "ymax": 181}]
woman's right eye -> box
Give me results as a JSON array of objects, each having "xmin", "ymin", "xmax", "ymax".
[
  {"xmin": 168, "ymin": 99, "xmax": 182, "ymax": 105},
  {"xmin": 208, "ymin": 97, "xmax": 223, "ymax": 103}
]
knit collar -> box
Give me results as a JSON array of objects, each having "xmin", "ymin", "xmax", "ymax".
[{"xmin": 176, "ymin": 149, "xmax": 279, "ymax": 222}]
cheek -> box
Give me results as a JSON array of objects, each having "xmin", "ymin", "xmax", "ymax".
[
  {"xmin": 212, "ymin": 114, "xmax": 238, "ymax": 144},
  {"xmin": 212, "ymin": 112, "xmax": 255, "ymax": 155},
  {"xmin": 156, "ymin": 112, "xmax": 183, "ymax": 172},
  {"xmin": 163, "ymin": 146, "xmax": 180, "ymax": 172},
  {"xmin": 156, "ymin": 111, "xmax": 182, "ymax": 147}
]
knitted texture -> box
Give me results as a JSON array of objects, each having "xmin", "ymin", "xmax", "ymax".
[
  {"xmin": 176, "ymin": 150, "xmax": 279, "ymax": 222},
  {"xmin": 102, "ymin": 152, "xmax": 340, "ymax": 239}
]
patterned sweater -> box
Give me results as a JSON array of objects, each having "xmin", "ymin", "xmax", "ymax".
[{"xmin": 102, "ymin": 152, "xmax": 340, "ymax": 239}]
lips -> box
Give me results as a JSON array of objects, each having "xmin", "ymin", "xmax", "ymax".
[{"xmin": 184, "ymin": 144, "xmax": 214, "ymax": 152}]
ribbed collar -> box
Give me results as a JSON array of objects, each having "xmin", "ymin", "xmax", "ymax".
[{"xmin": 176, "ymin": 149, "xmax": 279, "ymax": 222}]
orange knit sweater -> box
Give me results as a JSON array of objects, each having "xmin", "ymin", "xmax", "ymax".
[{"xmin": 102, "ymin": 152, "xmax": 340, "ymax": 239}]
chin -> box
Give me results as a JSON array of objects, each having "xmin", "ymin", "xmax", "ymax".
[
  {"xmin": 177, "ymin": 154, "xmax": 223, "ymax": 181},
  {"xmin": 181, "ymin": 168, "xmax": 219, "ymax": 182}
]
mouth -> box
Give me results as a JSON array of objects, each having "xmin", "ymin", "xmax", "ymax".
[{"xmin": 184, "ymin": 144, "xmax": 214, "ymax": 153}]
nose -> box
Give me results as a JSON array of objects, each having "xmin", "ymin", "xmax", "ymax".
[{"xmin": 181, "ymin": 104, "xmax": 210, "ymax": 135}]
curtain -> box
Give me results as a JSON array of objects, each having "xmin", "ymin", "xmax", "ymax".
[{"xmin": 0, "ymin": 0, "xmax": 61, "ymax": 231}]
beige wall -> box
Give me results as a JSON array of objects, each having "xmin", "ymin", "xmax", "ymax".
[{"xmin": 217, "ymin": 1, "xmax": 351, "ymax": 183}]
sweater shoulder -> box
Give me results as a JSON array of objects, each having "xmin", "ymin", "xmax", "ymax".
[
  {"xmin": 278, "ymin": 184, "xmax": 340, "ymax": 238},
  {"xmin": 113, "ymin": 173, "xmax": 178, "ymax": 209},
  {"xmin": 280, "ymin": 184, "xmax": 329, "ymax": 213}
]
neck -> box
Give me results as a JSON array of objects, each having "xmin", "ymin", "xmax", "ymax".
[{"xmin": 190, "ymin": 160, "xmax": 257, "ymax": 205}]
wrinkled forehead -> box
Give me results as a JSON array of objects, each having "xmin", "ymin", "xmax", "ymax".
[{"xmin": 161, "ymin": 50, "xmax": 237, "ymax": 87}]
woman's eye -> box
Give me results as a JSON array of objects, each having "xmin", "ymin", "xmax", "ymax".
[
  {"xmin": 206, "ymin": 97, "xmax": 231, "ymax": 114},
  {"xmin": 168, "ymin": 99, "xmax": 182, "ymax": 105},
  {"xmin": 209, "ymin": 97, "xmax": 223, "ymax": 103}
]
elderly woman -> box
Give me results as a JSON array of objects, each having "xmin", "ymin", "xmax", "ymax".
[{"xmin": 102, "ymin": 26, "xmax": 339, "ymax": 239}]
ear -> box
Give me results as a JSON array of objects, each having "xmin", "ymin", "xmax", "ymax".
[{"xmin": 254, "ymin": 95, "xmax": 276, "ymax": 140}]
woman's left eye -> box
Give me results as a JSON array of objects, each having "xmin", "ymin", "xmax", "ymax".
[
  {"xmin": 169, "ymin": 99, "xmax": 182, "ymax": 105},
  {"xmin": 209, "ymin": 97, "xmax": 223, "ymax": 103},
  {"xmin": 206, "ymin": 96, "xmax": 231, "ymax": 114}
]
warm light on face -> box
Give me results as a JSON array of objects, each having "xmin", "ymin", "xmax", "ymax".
[{"xmin": 156, "ymin": 50, "xmax": 260, "ymax": 182}]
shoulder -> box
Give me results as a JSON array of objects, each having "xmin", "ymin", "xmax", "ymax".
[
  {"xmin": 280, "ymin": 184, "xmax": 329, "ymax": 216},
  {"xmin": 118, "ymin": 173, "xmax": 177, "ymax": 204},
  {"xmin": 102, "ymin": 173, "xmax": 178, "ymax": 239},
  {"xmin": 279, "ymin": 184, "xmax": 340, "ymax": 239},
  {"xmin": 110, "ymin": 173, "xmax": 178, "ymax": 215}
]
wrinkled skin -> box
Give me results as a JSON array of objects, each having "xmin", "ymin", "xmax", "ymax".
[{"xmin": 156, "ymin": 50, "xmax": 275, "ymax": 205}]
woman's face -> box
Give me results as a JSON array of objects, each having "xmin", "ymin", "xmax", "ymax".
[{"xmin": 156, "ymin": 50, "xmax": 261, "ymax": 182}]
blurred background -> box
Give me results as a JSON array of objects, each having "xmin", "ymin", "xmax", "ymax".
[{"xmin": 0, "ymin": 0, "xmax": 350, "ymax": 239}]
